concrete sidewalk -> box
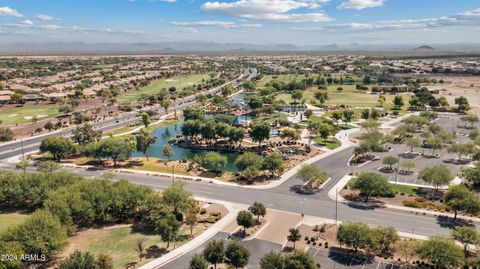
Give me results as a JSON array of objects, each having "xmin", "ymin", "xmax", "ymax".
[
  {"xmin": 327, "ymin": 174, "xmax": 480, "ymax": 224},
  {"xmin": 139, "ymin": 198, "xmax": 246, "ymax": 269}
]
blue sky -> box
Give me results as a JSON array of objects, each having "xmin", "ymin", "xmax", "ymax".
[{"xmin": 0, "ymin": 0, "xmax": 480, "ymax": 45}]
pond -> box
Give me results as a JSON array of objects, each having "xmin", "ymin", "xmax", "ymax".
[
  {"xmin": 229, "ymin": 92, "xmax": 257, "ymax": 108},
  {"xmin": 131, "ymin": 117, "xmax": 240, "ymax": 172},
  {"xmin": 282, "ymin": 105, "xmax": 306, "ymax": 112}
]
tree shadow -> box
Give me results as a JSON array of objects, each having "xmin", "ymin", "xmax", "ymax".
[
  {"xmin": 130, "ymin": 225, "xmax": 156, "ymax": 235},
  {"xmin": 119, "ymin": 160, "xmax": 145, "ymax": 169},
  {"xmin": 327, "ymin": 247, "xmax": 374, "ymax": 266},
  {"xmin": 144, "ymin": 245, "xmax": 168, "ymax": 259},
  {"xmin": 289, "ymin": 185, "xmax": 317, "ymax": 195},
  {"xmin": 435, "ymin": 215, "xmax": 472, "ymax": 229},
  {"xmin": 125, "ymin": 261, "xmax": 138, "ymax": 269},
  {"xmin": 345, "ymin": 201, "xmax": 383, "ymax": 211}
]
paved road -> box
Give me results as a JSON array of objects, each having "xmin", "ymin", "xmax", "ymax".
[
  {"xmin": 58, "ymin": 143, "xmax": 464, "ymax": 238},
  {"xmin": 0, "ymin": 68, "xmax": 256, "ymax": 160},
  {"xmin": 39, "ymin": 114, "xmax": 474, "ymax": 239},
  {"xmin": 1, "ymin": 80, "xmax": 474, "ymax": 267}
]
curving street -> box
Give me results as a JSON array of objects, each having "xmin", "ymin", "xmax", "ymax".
[{"xmin": 0, "ymin": 69, "xmax": 474, "ymax": 268}]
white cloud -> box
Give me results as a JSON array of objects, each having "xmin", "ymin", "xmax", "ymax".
[
  {"xmin": 243, "ymin": 12, "xmax": 330, "ymax": 22},
  {"xmin": 176, "ymin": 28, "xmax": 198, "ymax": 33},
  {"xmin": 170, "ymin": 20, "xmax": 262, "ymax": 29},
  {"xmin": 21, "ymin": 20, "xmax": 34, "ymax": 26},
  {"xmin": 201, "ymin": 0, "xmax": 332, "ymax": 22},
  {"xmin": 3, "ymin": 20, "xmax": 34, "ymax": 28},
  {"xmin": 38, "ymin": 24, "xmax": 61, "ymax": 30},
  {"xmin": 36, "ymin": 14, "xmax": 55, "ymax": 20},
  {"xmin": 293, "ymin": 8, "xmax": 480, "ymax": 33},
  {"xmin": 171, "ymin": 21, "xmax": 236, "ymax": 28},
  {"xmin": 337, "ymin": 0, "xmax": 384, "ymax": 10},
  {"xmin": 0, "ymin": 6, "xmax": 23, "ymax": 17}
]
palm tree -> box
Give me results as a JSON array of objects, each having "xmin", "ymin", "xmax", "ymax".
[{"xmin": 287, "ymin": 228, "xmax": 301, "ymax": 249}]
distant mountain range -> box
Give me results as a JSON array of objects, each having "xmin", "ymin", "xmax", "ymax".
[
  {"xmin": 414, "ymin": 45, "xmax": 435, "ymax": 51},
  {"xmin": 0, "ymin": 41, "xmax": 479, "ymax": 54}
]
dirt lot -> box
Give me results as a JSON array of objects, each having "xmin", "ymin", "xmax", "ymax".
[{"xmin": 427, "ymin": 75, "xmax": 480, "ymax": 114}]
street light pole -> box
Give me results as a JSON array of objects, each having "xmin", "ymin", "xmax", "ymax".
[
  {"xmin": 335, "ymin": 187, "xmax": 338, "ymax": 225},
  {"xmin": 20, "ymin": 137, "xmax": 25, "ymax": 159},
  {"xmin": 171, "ymin": 165, "xmax": 175, "ymax": 183}
]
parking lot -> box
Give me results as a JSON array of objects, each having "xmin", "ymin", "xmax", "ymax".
[
  {"xmin": 307, "ymin": 247, "xmax": 414, "ymax": 269},
  {"xmin": 356, "ymin": 114, "xmax": 475, "ymax": 188}
]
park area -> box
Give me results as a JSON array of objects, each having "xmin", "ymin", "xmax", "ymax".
[
  {"xmin": 0, "ymin": 104, "xmax": 60, "ymax": 126},
  {"xmin": 275, "ymin": 85, "xmax": 405, "ymax": 111},
  {"xmin": 117, "ymin": 73, "xmax": 210, "ymax": 103},
  {"xmin": 257, "ymin": 74, "xmax": 409, "ymax": 113}
]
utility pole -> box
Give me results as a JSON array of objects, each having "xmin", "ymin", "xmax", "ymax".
[
  {"xmin": 335, "ymin": 187, "xmax": 338, "ymax": 225},
  {"xmin": 395, "ymin": 156, "xmax": 401, "ymax": 184},
  {"xmin": 20, "ymin": 137, "xmax": 25, "ymax": 159},
  {"xmin": 171, "ymin": 165, "xmax": 175, "ymax": 183}
]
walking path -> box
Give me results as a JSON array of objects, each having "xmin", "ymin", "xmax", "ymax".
[
  {"xmin": 328, "ymin": 174, "xmax": 480, "ymax": 223},
  {"xmin": 139, "ymin": 198, "xmax": 245, "ymax": 269}
]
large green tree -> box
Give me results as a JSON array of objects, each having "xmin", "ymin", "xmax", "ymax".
[
  {"xmin": 235, "ymin": 152, "xmax": 262, "ymax": 171},
  {"xmin": 419, "ymin": 236, "xmax": 464, "ymax": 269},
  {"xmin": 189, "ymin": 254, "xmax": 209, "ymax": 269},
  {"xmin": 85, "ymin": 138, "xmax": 135, "ymax": 166},
  {"xmin": 203, "ymin": 240, "xmax": 225, "ymax": 269},
  {"xmin": 451, "ymin": 226, "xmax": 480, "ymax": 253},
  {"xmin": 40, "ymin": 137, "xmax": 77, "ymax": 161},
  {"xmin": 225, "ymin": 241, "xmax": 250, "ymax": 268},
  {"xmin": 419, "ymin": 165, "xmax": 453, "ymax": 191},
  {"xmin": 259, "ymin": 251, "xmax": 283, "ymax": 269},
  {"xmin": 249, "ymin": 122, "xmax": 271, "ymax": 147},
  {"xmin": 2, "ymin": 209, "xmax": 67, "ymax": 256},
  {"xmin": 444, "ymin": 184, "xmax": 480, "ymax": 220},
  {"xmin": 197, "ymin": 152, "xmax": 227, "ymax": 173},
  {"xmin": 352, "ymin": 172, "xmax": 393, "ymax": 202},
  {"xmin": 248, "ymin": 202, "xmax": 266, "ymax": 222},
  {"xmin": 72, "ymin": 123, "xmax": 102, "ymax": 145},
  {"xmin": 236, "ymin": 210, "xmax": 255, "ymax": 235},
  {"xmin": 155, "ymin": 214, "xmax": 180, "ymax": 248},
  {"xmin": 162, "ymin": 181, "xmax": 193, "ymax": 214},
  {"xmin": 337, "ymin": 221, "xmax": 371, "ymax": 252},
  {"xmin": 284, "ymin": 251, "xmax": 317, "ymax": 269},
  {"xmin": 262, "ymin": 153, "xmax": 285, "ymax": 179},
  {"xmin": 136, "ymin": 129, "xmax": 157, "ymax": 160}
]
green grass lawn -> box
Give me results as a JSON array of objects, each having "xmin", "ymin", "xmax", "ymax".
[
  {"xmin": 258, "ymin": 74, "xmax": 363, "ymax": 89},
  {"xmin": 118, "ymin": 74, "xmax": 210, "ymax": 103},
  {"xmin": 71, "ymin": 225, "xmax": 192, "ymax": 269},
  {"xmin": 0, "ymin": 104, "xmax": 60, "ymax": 126},
  {"xmin": 0, "ymin": 211, "xmax": 29, "ymax": 232},
  {"xmin": 347, "ymin": 178, "xmax": 420, "ymax": 196},
  {"xmin": 390, "ymin": 183, "xmax": 421, "ymax": 196},
  {"xmin": 111, "ymin": 119, "xmax": 180, "ymax": 139},
  {"xmin": 128, "ymin": 157, "xmax": 190, "ymax": 175},
  {"xmin": 276, "ymin": 85, "xmax": 409, "ymax": 112},
  {"xmin": 255, "ymin": 112, "xmax": 288, "ymax": 124},
  {"xmin": 313, "ymin": 137, "xmax": 341, "ymax": 150},
  {"xmin": 258, "ymin": 74, "xmax": 307, "ymax": 87}
]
